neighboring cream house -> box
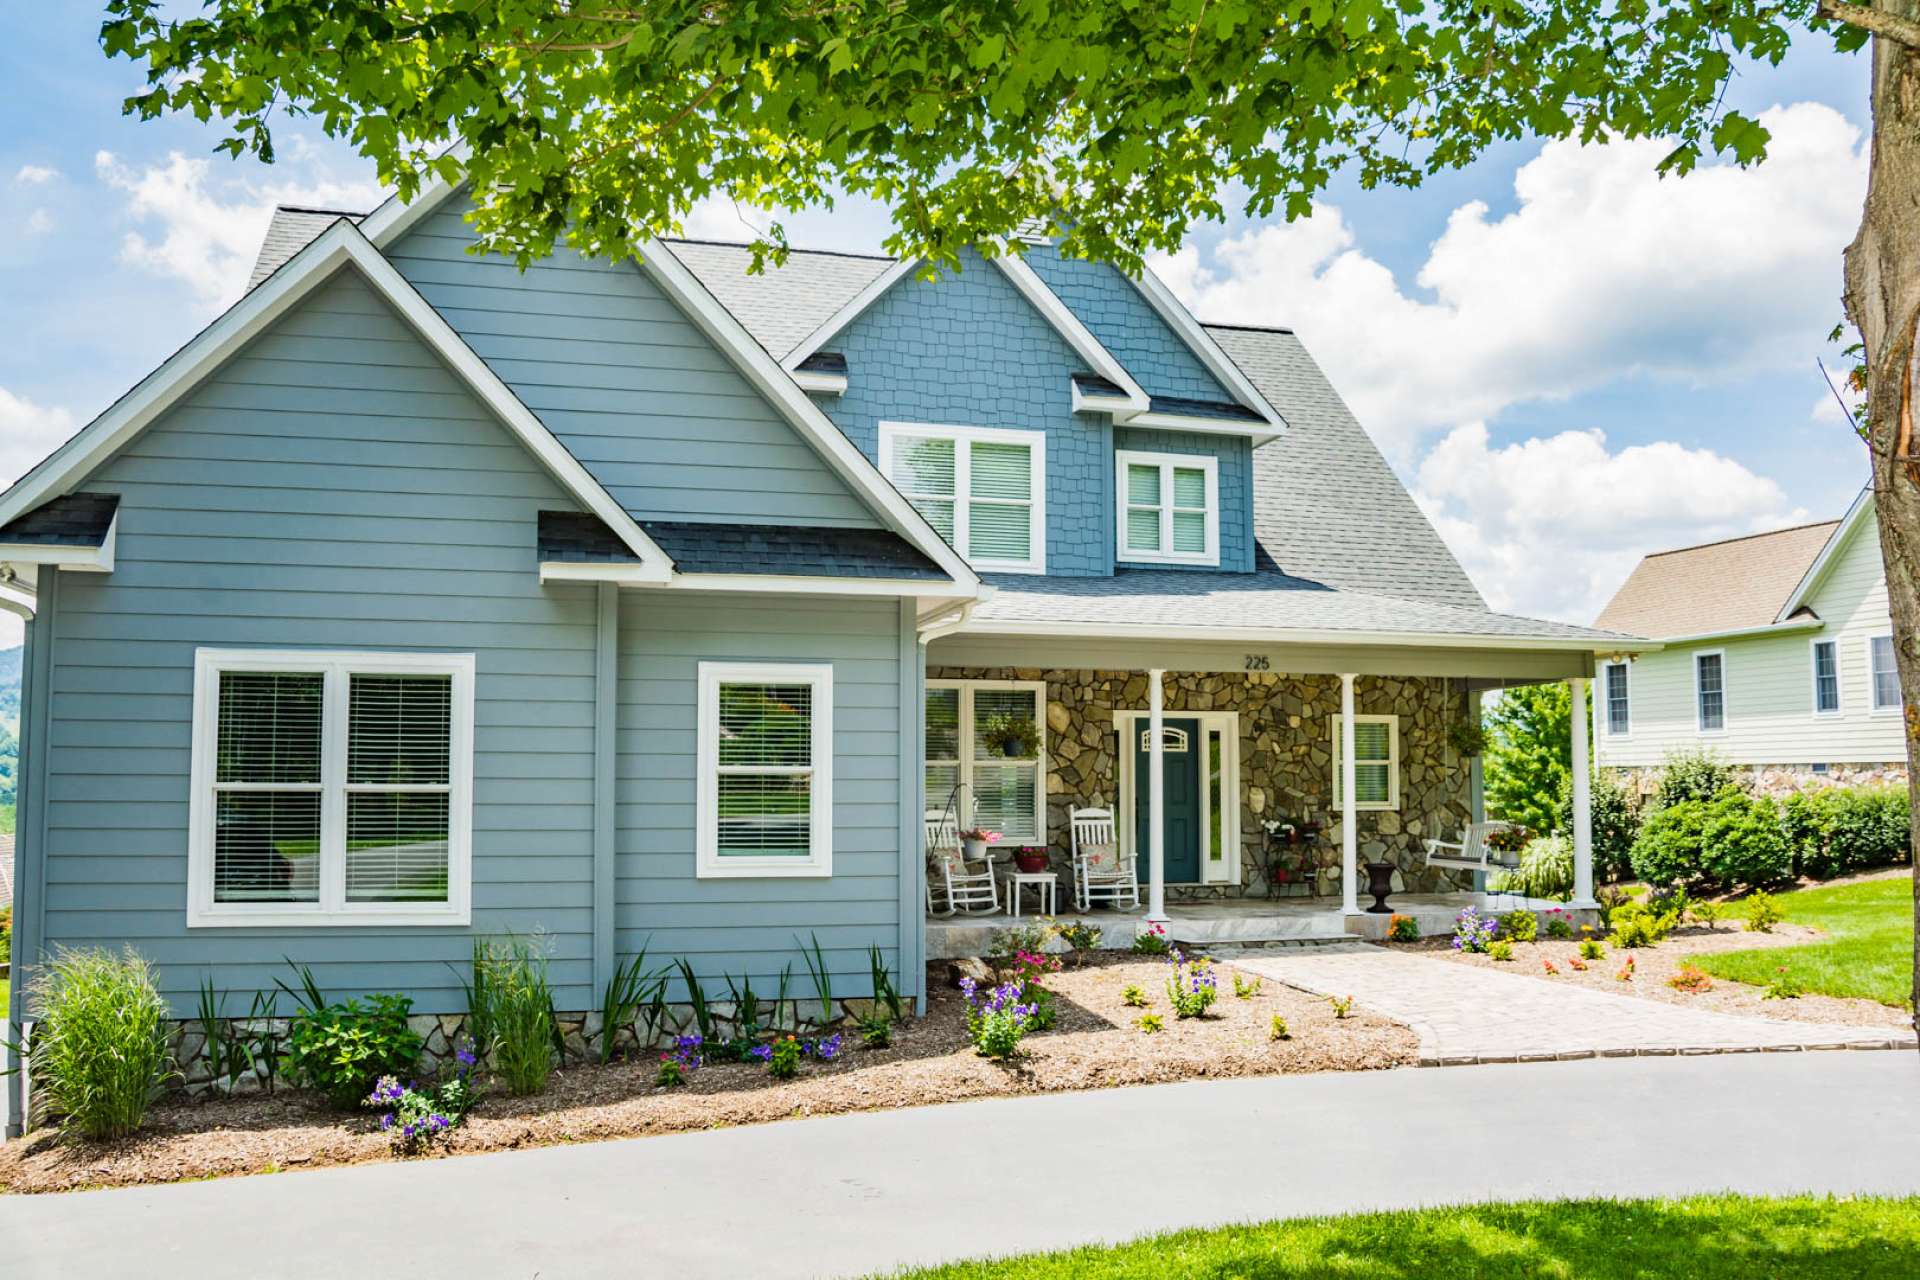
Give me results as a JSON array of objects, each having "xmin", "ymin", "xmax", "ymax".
[{"xmin": 1592, "ymin": 491, "xmax": 1905, "ymax": 794}]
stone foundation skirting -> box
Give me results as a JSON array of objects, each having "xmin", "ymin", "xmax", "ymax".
[{"xmin": 1607, "ymin": 761, "xmax": 1909, "ymax": 799}]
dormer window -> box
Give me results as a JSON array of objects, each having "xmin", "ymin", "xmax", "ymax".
[
  {"xmin": 879, "ymin": 423, "xmax": 1046, "ymax": 574},
  {"xmin": 1117, "ymin": 450, "xmax": 1218, "ymax": 566}
]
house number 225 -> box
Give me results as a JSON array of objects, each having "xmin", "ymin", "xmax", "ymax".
[{"xmin": 1243, "ymin": 654, "xmax": 1271, "ymax": 671}]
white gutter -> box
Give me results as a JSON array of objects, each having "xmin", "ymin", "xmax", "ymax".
[
  {"xmin": 1649, "ymin": 618, "xmax": 1824, "ymax": 646},
  {"xmin": 946, "ymin": 617, "xmax": 1658, "ymax": 655}
]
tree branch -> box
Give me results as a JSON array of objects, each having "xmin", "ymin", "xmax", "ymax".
[{"xmin": 1820, "ymin": 1, "xmax": 1920, "ymax": 51}]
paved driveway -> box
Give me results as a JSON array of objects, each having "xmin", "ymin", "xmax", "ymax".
[
  {"xmin": 1231, "ymin": 943, "xmax": 1909, "ymax": 1064},
  {"xmin": 6, "ymin": 1054, "xmax": 1920, "ymax": 1280}
]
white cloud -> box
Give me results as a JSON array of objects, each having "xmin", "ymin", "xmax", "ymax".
[
  {"xmin": 0, "ymin": 387, "xmax": 80, "ymax": 648},
  {"xmin": 95, "ymin": 149, "xmax": 383, "ymax": 311},
  {"xmin": 24, "ymin": 208, "xmax": 52, "ymax": 236},
  {"xmin": 1413, "ymin": 423, "xmax": 1803, "ymax": 623},
  {"xmin": 14, "ymin": 164, "xmax": 57, "ymax": 185},
  {"xmin": 678, "ymin": 192, "xmax": 775, "ymax": 243},
  {"xmin": 1152, "ymin": 103, "xmax": 1867, "ymax": 462}
]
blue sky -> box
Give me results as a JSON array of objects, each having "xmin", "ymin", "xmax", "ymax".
[{"xmin": 0, "ymin": 10, "xmax": 1879, "ymax": 645}]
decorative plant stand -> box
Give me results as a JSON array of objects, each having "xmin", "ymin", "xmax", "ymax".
[{"xmin": 1257, "ymin": 824, "xmax": 1323, "ymax": 900}]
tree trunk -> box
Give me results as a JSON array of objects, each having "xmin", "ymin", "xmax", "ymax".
[{"xmin": 1841, "ymin": 3, "xmax": 1920, "ymax": 1045}]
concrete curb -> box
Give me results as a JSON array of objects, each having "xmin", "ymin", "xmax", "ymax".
[{"xmin": 1419, "ymin": 1039, "xmax": 1915, "ymax": 1067}]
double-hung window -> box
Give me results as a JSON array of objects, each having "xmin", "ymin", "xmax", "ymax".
[
  {"xmin": 1331, "ymin": 714, "xmax": 1399, "ymax": 810},
  {"xmin": 1695, "ymin": 651, "xmax": 1726, "ymax": 732},
  {"xmin": 1812, "ymin": 640, "xmax": 1841, "ymax": 714},
  {"xmin": 1870, "ymin": 634, "xmax": 1902, "ymax": 711},
  {"xmin": 1116, "ymin": 450, "xmax": 1219, "ymax": 565},
  {"xmin": 188, "ymin": 649, "xmax": 474, "ymax": 927},
  {"xmin": 1604, "ymin": 661, "xmax": 1631, "ymax": 735},
  {"xmin": 879, "ymin": 423, "xmax": 1045, "ymax": 573},
  {"xmin": 925, "ymin": 680, "xmax": 1046, "ymax": 843},
  {"xmin": 697, "ymin": 663, "xmax": 834, "ymax": 877}
]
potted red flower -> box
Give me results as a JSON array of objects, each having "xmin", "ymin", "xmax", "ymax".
[{"xmin": 1013, "ymin": 845, "xmax": 1049, "ymax": 874}]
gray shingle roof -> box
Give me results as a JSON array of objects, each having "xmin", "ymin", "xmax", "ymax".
[
  {"xmin": 248, "ymin": 207, "xmax": 366, "ymax": 289},
  {"xmin": 1206, "ymin": 324, "xmax": 1487, "ymax": 612},
  {"xmin": 973, "ymin": 570, "xmax": 1634, "ymax": 644},
  {"xmin": 0, "ymin": 492, "xmax": 119, "ymax": 546},
  {"xmin": 538, "ymin": 511, "xmax": 640, "ymax": 563},
  {"xmin": 539, "ymin": 510, "xmax": 945, "ymax": 579},
  {"xmin": 659, "ymin": 240, "xmax": 895, "ymax": 358}
]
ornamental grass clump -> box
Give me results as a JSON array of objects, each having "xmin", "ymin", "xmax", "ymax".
[
  {"xmin": 23, "ymin": 946, "xmax": 173, "ymax": 1140},
  {"xmin": 1165, "ymin": 951, "xmax": 1219, "ymax": 1019},
  {"xmin": 960, "ymin": 977, "xmax": 1039, "ymax": 1060},
  {"xmin": 474, "ymin": 936, "xmax": 558, "ymax": 1097}
]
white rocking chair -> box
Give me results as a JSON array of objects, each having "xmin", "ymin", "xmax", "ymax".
[
  {"xmin": 1070, "ymin": 803, "xmax": 1140, "ymax": 912},
  {"xmin": 926, "ymin": 812, "xmax": 1000, "ymax": 916}
]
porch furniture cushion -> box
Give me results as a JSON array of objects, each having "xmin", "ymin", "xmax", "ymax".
[{"xmin": 1080, "ymin": 841, "xmax": 1123, "ymax": 875}]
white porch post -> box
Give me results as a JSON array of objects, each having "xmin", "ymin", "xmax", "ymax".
[
  {"xmin": 1339, "ymin": 671, "xmax": 1359, "ymax": 915},
  {"xmin": 1146, "ymin": 667, "xmax": 1169, "ymax": 923},
  {"xmin": 1569, "ymin": 676, "xmax": 1595, "ymax": 905}
]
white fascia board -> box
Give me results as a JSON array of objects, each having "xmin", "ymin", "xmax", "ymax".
[
  {"xmin": 1129, "ymin": 265, "xmax": 1288, "ymax": 434},
  {"xmin": 792, "ymin": 370, "xmax": 848, "ymax": 395},
  {"xmin": 952, "ymin": 617, "xmax": 1661, "ymax": 654},
  {"xmin": 1655, "ymin": 617, "xmax": 1826, "ymax": 646},
  {"xmin": 0, "ymin": 511, "xmax": 116, "ymax": 574},
  {"xmin": 540, "ymin": 560, "xmax": 974, "ymax": 597},
  {"xmin": 1775, "ymin": 488, "xmax": 1874, "ymax": 623},
  {"xmin": 0, "ymin": 219, "xmax": 674, "ymax": 579},
  {"xmin": 1125, "ymin": 410, "xmax": 1282, "ymax": 444}
]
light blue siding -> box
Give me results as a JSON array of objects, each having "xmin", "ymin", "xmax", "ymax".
[
  {"xmin": 1114, "ymin": 427, "xmax": 1255, "ymax": 573},
  {"xmin": 386, "ymin": 203, "xmax": 882, "ymax": 529},
  {"xmin": 614, "ymin": 593, "xmax": 907, "ymax": 996},
  {"xmin": 39, "ymin": 268, "xmax": 601, "ymax": 1014}
]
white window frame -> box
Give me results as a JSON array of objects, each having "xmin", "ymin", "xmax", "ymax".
[
  {"xmin": 926, "ymin": 679, "xmax": 1047, "ymax": 844},
  {"xmin": 1330, "ymin": 713, "xmax": 1400, "ymax": 811},
  {"xmin": 1115, "ymin": 449, "xmax": 1220, "ymax": 567},
  {"xmin": 1810, "ymin": 638, "xmax": 1842, "ymax": 716},
  {"xmin": 696, "ymin": 662, "xmax": 835, "ymax": 879},
  {"xmin": 877, "ymin": 422, "xmax": 1047, "ymax": 574},
  {"xmin": 188, "ymin": 648, "xmax": 475, "ymax": 928},
  {"xmin": 1868, "ymin": 633, "xmax": 1902, "ymax": 713},
  {"xmin": 1694, "ymin": 649, "xmax": 1728, "ymax": 734},
  {"xmin": 1602, "ymin": 660, "xmax": 1632, "ymax": 736}
]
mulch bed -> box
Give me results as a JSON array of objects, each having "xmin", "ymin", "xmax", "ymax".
[
  {"xmin": 1408, "ymin": 924, "xmax": 1912, "ymax": 1029},
  {"xmin": 0, "ymin": 953, "xmax": 1415, "ymax": 1194}
]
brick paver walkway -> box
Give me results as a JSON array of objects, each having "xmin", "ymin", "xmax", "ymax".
[{"xmin": 1231, "ymin": 944, "xmax": 1911, "ymax": 1065}]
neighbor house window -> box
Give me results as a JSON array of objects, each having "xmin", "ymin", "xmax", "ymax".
[
  {"xmin": 1871, "ymin": 634, "xmax": 1901, "ymax": 710},
  {"xmin": 925, "ymin": 680, "xmax": 1045, "ymax": 843},
  {"xmin": 1695, "ymin": 651, "xmax": 1726, "ymax": 732},
  {"xmin": 1812, "ymin": 640, "xmax": 1840, "ymax": 715},
  {"xmin": 697, "ymin": 663, "xmax": 834, "ymax": 877},
  {"xmin": 1604, "ymin": 661, "xmax": 1631, "ymax": 735},
  {"xmin": 188, "ymin": 649, "xmax": 474, "ymax": 927},
  {"xmin": 1331, "ymin": 714, "xmax": 1399, "ymax": 810},
  {"xmin": 1116, "ymin": 450, "xmax": 1219, "ymax": 565},
  {"xmin": 879, "ymin": 423, "xmax": 1045, "ymax": 573}
]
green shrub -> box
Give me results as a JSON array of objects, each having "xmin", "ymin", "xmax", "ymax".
[
  {"xmin": 1386, "ymin": 913, "xmax": 1421, "ymax": 942},
  {"xmin": 1556, "ymin": 772, "xmax": 1641, "ymax": 882},
  {"xmin": 1489, "ymin": 834, "xmax": 1574, "ymax": 899},
  {"xmin": 1782, "ymin": 789, "xmax": 1841, "ymax": 879},
  {"xmin": 858, "ymin": 1014, "xmax": 893, "ymax": 1049},
  {"xmin": 1827, "ymin": 786, "xmax": 1911, "ymax": 873},
  {"xmin": 1630, "ymin": 798, "xmax": 1710, "ymax": 889},
  {"xmin": 24, "ymin": 947, "xmax": 173, "ymax": 1139},
  {"xmin": 1269, "ymin": 1014, "xmax": 1290, "ymax": 1041},
  {"xmin": 1744, "ymin": 890, "xmax": 1783, "ymax": 933},
  {"xmin": 473, "ymin": 936, "xmax": 558, "ymax": 1097},
  {"xmin": 1498, "ymin": 909, "xmax": 1539, "ymax": 942},
  {"xmin": 286, "ymin": 991, "xmax": 423, "ymax": 1110},
  {"xmin": 1136, "ymin": 1013, "xmax": 1165, "ymax": 1034},
  {"xmin": 1700, "ymin": 790, "xmax": 1792, "ymax": 891},
  {"xmin": 1608, "ymin": 902, "xmax": 1677, "ymax": 949},
  {"xmin": 766, "ymin": 1034, "xmax": 801, "ymax": 1079},
  {"xmin": 0, "ymin": 903, "xmax": 11, "ymax": 965},
  {"xmin": 1488, "ymin": 939, "xmax": 1515, "ymax": 961},
  {"xmin": 1655, "ymin": 751, "xmax": 1741, "ymax": 809},
  {"xmin": 1578, "ymin": 937, "xmax": 1606, "ymax": 961}
]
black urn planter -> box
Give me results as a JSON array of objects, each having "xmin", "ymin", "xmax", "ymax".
[{"xmin": 1363, "ymin": 860, "xmax": 1397, "ymax": 914}]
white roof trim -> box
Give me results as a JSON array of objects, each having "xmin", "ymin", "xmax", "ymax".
[
  {"xmin": 1655, "ymin": 617, "xmax": 1825, "ymax": 646},
  {"xmin": 952, "ymin": 616, "xmax": 1656, "ymax": 655},
  {"xmin": 1126, "ymin": 410, "xmax": 1282, "ymax": 444},
  {"xmin": 366, "ymin": 175, "xmax": 977, "ymax": 591},
  {"xmin": 1775, "ymin": 488, "xmax": 1874, "ymax": 623},
  {"xmin": 541, "ymin": 561, "xmax": 975, "ymax": 597},
  {"xmin": 792, "ymin": 370, "xmax": 848, "ymax": 395},
  {"xmin": 0, "ymin": 220, "xmax": 674, "ymax": 580},
  {"xmin": 781, "ymin": 255, "xmax": 920, "ymax": 368},
  {"xmin": 1129, "ymin": 266, "xmax": 1287, "ymax": 433}
]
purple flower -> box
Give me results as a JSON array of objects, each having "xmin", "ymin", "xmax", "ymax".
[{"xmin": 748, "ymin": 1044, "xmax": 773, "ymax": 1063}]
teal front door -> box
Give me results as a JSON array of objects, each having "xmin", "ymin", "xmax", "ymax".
[{"xmin": 1134, "ymin": 718, "xmax": 1202, "ymax": 884}]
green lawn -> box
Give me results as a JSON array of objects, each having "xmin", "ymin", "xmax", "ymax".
[
  {"xmin": 882, "ymin": 1196, "xmax": 1920, "ymax": 1279},
  {"xmin": 1695, "ymin": 875, "xmax": 1914, "ymax": 1007}
]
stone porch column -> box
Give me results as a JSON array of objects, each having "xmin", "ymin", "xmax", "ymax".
[
  {"xmin": 1340, "ymin": 671, "xmax": 1359, "ymax": 915},
  {"xmin": 1569, "ymin": 676, "xmax": 1595, "ymax": 905},
  {"xmin": 1145, "ymin": 667, "xmax": 1169, "ymax": 923}
]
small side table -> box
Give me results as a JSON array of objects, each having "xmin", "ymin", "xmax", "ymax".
[{"xmin": 1000, "ymin": 870, "xmax": 1058, "ymax": 917}]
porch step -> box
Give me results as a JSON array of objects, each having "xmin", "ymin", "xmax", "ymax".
[{"xmin": 1164, "ymin": 917, "xmax": 1353, "ymax": 947}]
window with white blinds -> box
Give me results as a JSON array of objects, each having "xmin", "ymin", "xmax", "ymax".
[
  {"xmin": 189, "ymin": 650, "xmax": 474, "ymax": 927},
  {"xmin": 1870, "ymin": 635, "xmax": 1902, "ymax": 711},
  {"xmin": 1116, "ymin": 450, "xmax": 1219, "ymax": 565},
  {"xmin": 924, "ymin": 680, "xmax": 1045, "ymax": 843},
  {"xmin": 1604, "ymin": 661, "xmax": 1631, "ymax": 735},
  {"xmin": 1695, "ymin": 651, "xmax": 1726, "ymax": 732},
  {"xmin": 879, "ymin": 423, "xmax": 1046, "ymax": 573},
  {"xmin": 1331, "ymin": 714, "xmax": 1400, "ymax": 810},
  {"xmin": 1811, "ymin": 641, "xmax": 1840, "ymax": 715},
  {"xmin": 697, "ymin": 662, "xmax": 834, "ymax": 877}
]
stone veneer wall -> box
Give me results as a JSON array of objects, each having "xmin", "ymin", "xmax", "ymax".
[
  {"xmin": 931, "ymin": 666, "xmax": 1478, "ymax": 899},
  {"xmin": 1606, "ymin": 761, "xmax": 1909, "ymax": 800}
]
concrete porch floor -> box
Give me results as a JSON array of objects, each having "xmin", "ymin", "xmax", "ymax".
[{"xmin": 926, "ymin": 892, "xmax": 1598, "ymax": 959}]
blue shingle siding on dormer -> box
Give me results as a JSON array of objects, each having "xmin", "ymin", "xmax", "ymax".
[
  {"xmin": 1114, "ymin": 427, "xmax": 1255, "ymax": 573},
  {"xmin": 821, "ymin": 246, "xmax": 1115, "ymax": 576},
  {"xmin": 1023, "ymin": 241, "xmax": 1233, "ymax": 404}
]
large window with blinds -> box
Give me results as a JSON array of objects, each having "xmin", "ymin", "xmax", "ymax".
[
  {"xmin": 187, "ymin": 649, "xmax": 474, "ymax": 927},
  {"xmin": 1116, "ymin": 450, "xmax": 1219, "ymax": 566},
  {"xmin": 925, "ymin": 680, "xmax": 1046, "ymax": 843},
  {"xmin": 878, "ymin": 422, "xmax": 1046, "ymax": 573},
  {"xmin": 697, "ymin": 662, "xmax": 835, "ymax": 877},
  {"xmin": 1330, "ymin": 714, "xmax": 1400, "ymax": 811}
]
